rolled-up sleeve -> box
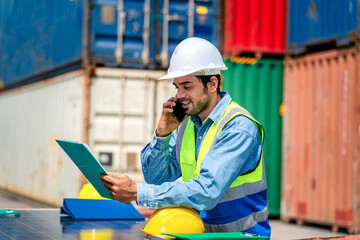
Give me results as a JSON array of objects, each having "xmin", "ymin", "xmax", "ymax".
[{"xmin": 140, "ymin": 130, "xmax": 181, "ymax": 185}]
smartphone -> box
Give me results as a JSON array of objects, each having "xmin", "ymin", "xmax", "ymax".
[{"xmin": 171, "ymin": 100, "xmax": 186, "ymax": 122}]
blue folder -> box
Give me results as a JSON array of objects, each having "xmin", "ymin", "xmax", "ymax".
[{"xmin": 61, "ymin": 198, "xmax": 145, "ymax": 220}]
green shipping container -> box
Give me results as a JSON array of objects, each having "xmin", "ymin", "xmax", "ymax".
[{"xmin": 223, "ymin": 58, "xmax": 283, "ymax": 217}]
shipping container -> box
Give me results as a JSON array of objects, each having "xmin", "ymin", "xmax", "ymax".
[
  {"xmin": 0, "ymin": 0, "xmax": 221, "ymax": 90},
  {"xmin": 223, "ymin": 57, "xmax": 284, "ymax": 217},
  {"xmin": 155, "ymin": 78, "xmax": 177, "ymax": 122},
  {"xmin": 287, "ymin": 0, "xmax": 358, "ymax": 55},
  {"xmin": 0, "ymin": 68, "xmax": 166, "ymax": 206},
  {"xmin": 0, "ymin": 0, "xmax": 84, "ymax": 89},
  {"xmin": 223, "ymin": 0, "xmax": 286, "ymax": 56},
  {"xmin": 0, "ymin": 71, "xmax": 85, "ymax": 206},
  {"xmin": 90, "ymin": 0, "xmax": 158, "ymax": 68},
  {"xmin": 282, "ymin": 48, "xmax": 360, "ymax": 233},
  {"xmin": 157, "ymin": 0, "xmax": 222, "ymax": 68}
]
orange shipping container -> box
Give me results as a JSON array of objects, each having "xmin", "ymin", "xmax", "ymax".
[{"xmin": 282, "ymin": 48, "xmax": 360, "ymax": 233}]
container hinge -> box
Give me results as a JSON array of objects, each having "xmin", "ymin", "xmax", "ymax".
[
  {"xmin": 160, "ymin": 0, "xmax": 169, "ymax": 68},
  {"xmin": 115, "ymin": 0, "xmax": 126, "ymax": 65},
  {"xmin": 188, "ymin": 0, "xmax": 194, "ymax": 37},
  {"xmin": 142, "ymin": 0, "xmax": 151, "ymax": 66}
]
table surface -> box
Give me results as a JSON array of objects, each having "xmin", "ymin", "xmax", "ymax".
[{"xmin": 0, "ymin": 209, "xmax": 150, "ymax": 240}]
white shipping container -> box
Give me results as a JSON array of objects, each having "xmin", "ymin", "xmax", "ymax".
[
  {"xmin": 0, "ymin": 71, "xmax": 85, "ymax": 206},
  {"xmin": 89, "ymin": 68, "xmax": 165, "ymax": 178},
  {"xmin": 0, "ymin": 68, "xmax": 166, "ymax": 206},
  {"xmin": 155, "ymin": 78, "xmax": 177, "ymax": 123}
]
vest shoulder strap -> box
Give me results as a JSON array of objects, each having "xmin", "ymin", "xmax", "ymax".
[{"xmin": 176, "ymin": 118, "xmax": 190, "ymax": 166}]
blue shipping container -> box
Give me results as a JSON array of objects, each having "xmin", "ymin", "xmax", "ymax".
[
  {"xmin": 0, "ymin": 0, "xmax": 221, "ymax": 89},
  {"xmin": 287, "ymin": 0, "xmax": 358, "ymax": 55},
  {"xmin": 0, "ymin": 0, "xmax": 84, "ymax": 89},
  {"xmin": 158, "ymin": 0, "xmax": 222, "ymax": 67},
  {"xmin": 90, "ymin": 0, "xmax": 158, "ymax": 68},
  {"xmin": 91, "ymin": 0, "xmax": 221, "ymax": 68}
]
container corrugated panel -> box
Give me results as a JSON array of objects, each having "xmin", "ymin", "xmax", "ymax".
[
  {"xmin": 0, "ymin": 71, "xmax": 85, "ymax": 206},
  {"xmin": 155, "ymin": 79, "xmax": 177, "ymax": 122},
  {"xmin": 88, "ymin": 68, "xmax": 166, "ymax": 183},
  {"xmin": 0, "ymin": 0, "xmax": 83, "ymax": 89},
  {"xmin": 282, "ymin": 48, "xmax": 360, "ymax": 233},
  {"xmin": 223, "ymin": 0, "xmax": 286, "ymax": 56},
  {"xmin": 287, "ymin": 0, "xmax": 358, "ymax": 55},
  {"xmin": 222, "ymin": 58, "xmax": 284, "ymax": 217}
]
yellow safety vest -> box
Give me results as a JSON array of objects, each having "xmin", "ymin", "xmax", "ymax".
[
  {"xmin": 175, "ymin": 101, "xmax": 269, "ymax": 234},
  {"xmin": 179, "ymin": 102, "xmax": 264, "ymax": 187}
]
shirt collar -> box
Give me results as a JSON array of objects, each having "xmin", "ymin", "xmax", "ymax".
[{"xmin": 190, "ymin": 90, "xmax": 232, "ymax": 125}]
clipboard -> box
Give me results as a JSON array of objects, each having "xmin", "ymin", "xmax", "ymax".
[
  {"xmin": 56, "ymin": 140, "xmax": 113, "ymax": 199},
  {"xmin": 163, "ymin": 232, "xmax": 269, "ymax": 239}
]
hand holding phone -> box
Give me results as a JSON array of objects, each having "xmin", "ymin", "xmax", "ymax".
[{"xmin": 171, "ymin": 100, "xmax": 186, "ymax": 122}]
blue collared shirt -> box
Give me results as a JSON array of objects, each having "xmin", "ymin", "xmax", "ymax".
[{"xmin": 137, "ymin": 91, "xmax": 262, "ymax": 210}]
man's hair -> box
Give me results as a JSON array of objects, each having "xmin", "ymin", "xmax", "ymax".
[{"xmin": 196, "ymin": 74, "xmax": 221, "ymax": 93}]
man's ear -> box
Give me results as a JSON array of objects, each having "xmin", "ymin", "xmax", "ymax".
[{"xmin": 207, "ymin": 76, "xmax": 219, "ymax": 93}]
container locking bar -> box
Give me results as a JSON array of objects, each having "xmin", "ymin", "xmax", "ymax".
[
  {"xmin": 141, "ymin": 0, "xmax": 151, "ymax": 66},
  {"xmin": 115, "ymin": 0, "xmax": 126, "ymax": 65}
]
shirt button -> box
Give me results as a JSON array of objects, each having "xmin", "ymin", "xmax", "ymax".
[
  {"xmin": 143, "ymin": 203, "xmax": 147, "ymax": 207},
  {"xmin": 199, "ymin": 136, "xmax": 202, "ymax": 140}
]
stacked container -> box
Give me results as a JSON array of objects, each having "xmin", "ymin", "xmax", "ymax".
[
  {"xmin": 0, "ymin": 0, "xmax": 218, "ymax": 206},
  {"xmin": 287, "ymin": 0, "xmax": 358, "ymax": 56},
  {"xmin": 282, "ymin": 0, "xmax": 360, "ymax": 233},
  {"xmin": 0, "ymin": 0, "xmax": 221, "ymax": 90},
  {"xmin": 222, "ymin": 0, "xmax": 286, "ymax": 217},
  {"xmin": 0, "ymin": 68, "xmax": 166, "ymax": 206},
  {"xmin": 223, "ymin": 0, "xmax": 286, "ymax": 56}
]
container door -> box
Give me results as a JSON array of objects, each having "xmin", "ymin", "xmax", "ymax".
[
  {"xmin": 88, "ymin": 68, "xmax": 166, "ymax": 181},
  {"xmin": 90, "ymin": 0, "xmax": 156, "ymax": 68},
  {"xmin": 158, "ymin": 0, "xmax": 221, "ymax": 68}
]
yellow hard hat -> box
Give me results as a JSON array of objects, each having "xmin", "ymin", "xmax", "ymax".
[
  {"xmin": 78, "ymin": 183, "xmax": 109, "ymax": 200},
  {"xmin": 141, "ymin": 207, "xmax": 205, "ymax": 236}
]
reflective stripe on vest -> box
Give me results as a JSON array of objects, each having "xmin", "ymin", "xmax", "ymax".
[
  {"xmin": 203, "ymin": 205, "xmax": 269, "ymax": 232},
  {"xmin": 175, "ymin": 101, "xmax": 268, "ymax": 233}
]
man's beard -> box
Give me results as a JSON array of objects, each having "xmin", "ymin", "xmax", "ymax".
[{"xmin": 184, "ymin": 88, "xmax": 211, "ymax": 116}]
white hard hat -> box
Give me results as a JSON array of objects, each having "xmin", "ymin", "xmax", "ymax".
[{"xmin": 158, "ymin": 37, "xmax": 227, "ymax": 80}]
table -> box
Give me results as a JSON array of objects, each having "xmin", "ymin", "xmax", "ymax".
[{"xmin": 0, "ymin": 209, "xmax": 149, "ymax": 240}]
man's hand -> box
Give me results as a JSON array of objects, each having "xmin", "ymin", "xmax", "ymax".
[
  {"xmin": 156, "ymin": 97, "xmax": 186, "ymax": 137},
  {"xmin": 100, "ymin": 173, "xmax": 137, "ymax": 203}
]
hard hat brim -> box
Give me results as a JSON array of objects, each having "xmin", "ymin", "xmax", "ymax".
[{"xmin": 158, "ymin": 67, "xmax": 227, "ymax": 80}]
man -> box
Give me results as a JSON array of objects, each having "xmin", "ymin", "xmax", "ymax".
[{"xmin": 100, "ymin": 37, "xmax": 271, "ymax": 236}]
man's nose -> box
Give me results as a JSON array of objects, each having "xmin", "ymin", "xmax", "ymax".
[{"xmin": 176, "ymin": 90, "xmax": 185, "ymax": 99}]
